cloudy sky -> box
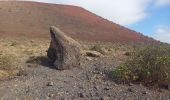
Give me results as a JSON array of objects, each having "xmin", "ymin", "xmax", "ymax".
[{"xmin": 26, "ymin": 0, "xmax": 170, "ymax": 43}]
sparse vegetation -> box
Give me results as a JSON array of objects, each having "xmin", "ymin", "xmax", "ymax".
[
  {"xmin": 0, "ymin": 54, "xmax": 21, "ymax": 79},
  {"xmin": 10, "ymin": 41, "xmax": 18, "ymax": 46},
  {"xmin": 113, "ymin": 44, "xmax": 170, "ymax": 88},
  {"xmin": 0, "ymin": 54, "xmax": 19, "ymax": 70},
  {"xmin": 90, "ymin": 44, "xmax": 102, "ymax": 52},
  {"xmin": 0, "ymin": 37, "xmax": 50, "ymax": 79}
]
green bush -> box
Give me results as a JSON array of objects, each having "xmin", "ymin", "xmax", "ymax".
[{"xmin": 113, "ymin": 44, "xmax": 170, "ymax": 86}]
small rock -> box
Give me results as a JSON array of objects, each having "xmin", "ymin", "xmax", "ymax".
[
  {"xmin": 127, "ymin": 88, "xmax": 134, "ymax": 92},
  {"xmin": 48, "ymin": 93, "xmax": 54, "ymax": 98},
  {"xmin": 78, "ymin": 92, "xmax": 85, "ymax": 98},
  {"xmin": 167, "ymin": 85, "xmax": 170, "ymax": 91},
  {"xmin": 101, "ymin": 96, "xmax": 109, "ymax": 100},
  {"xmin": 46, "ymin": 96, "xmax": 50, "ymax": 99},
  {"xmin": 47, "ymin": 82, "xmax": 54, "ymax": 86},
  {"xmin": 108, "ymin": 48, "xmax": 112, "ymax": 51},
  {"xmin": 86, "ymin": 57, "xmax": 93, "ymax": 61},
  {"xmin": 85, "ymin": 50, "xmax": 102, "ymax": 57},
  {"xmin": 142, "ymin": 90, "xmax": 148, "ymax": 94},
  {"xmin": 27, "ymin": 64, "xmax": 32, "ymax": 67},
  {"xmin": 25, "ymin": 89, "xmax": 29, "ymax": 93},
  {"xmin": 99, "ymin": 72, "xmax": 103, "ymax": 75},
  {"xmin": 124, "ymin": 51, "xmax": 131, "ymax": 56},
  {"xmin": 59, "ymin": 97, "xmax": 65, "ymax": 100},
  {"xmin": 104, "ymin": 87, "xmax": 110, "ymax": 90},
  {"xmin": 106, "ymin": 83, "xmax": 111, "ymax": 86},
  {"xmin": 100, "ymin": 47, "xmax": 108, "ymax": 55},
  {"xmin": 129, "ymin": 83, "xmax": 133, "ymax": 86},
  {"xmin": 94, "ymin": 86, "xmax": 99, "ymax": 90}
]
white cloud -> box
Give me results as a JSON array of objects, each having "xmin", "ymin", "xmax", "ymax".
[
  {"xmin": 154, "ymin": 0, "xmax": 170, "ymax": 7},
  {"xmin": 153, "ymin": 25, "xmax": 170, "ymax": 43},
  {"xmin": 25, "ymin": 0, "xmax": 153, "ymax": 26}
]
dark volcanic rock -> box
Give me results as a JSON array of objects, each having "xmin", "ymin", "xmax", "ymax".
[{"xmin": 47, "ymin": 26, "xmax": 81, "ymax": 70}]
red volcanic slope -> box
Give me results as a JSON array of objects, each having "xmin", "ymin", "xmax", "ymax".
[{"xmin": 0, "ymin": 1, "xmax": 155, "ymax": 43}]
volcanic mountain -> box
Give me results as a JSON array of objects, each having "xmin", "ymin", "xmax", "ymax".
[{"xmin": 0, "ymin": 1, "xmax": 155, "ymax": 43}]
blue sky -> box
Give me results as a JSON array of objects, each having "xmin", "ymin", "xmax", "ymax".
[
  {"xmin": 129, "ymin": 3, "xmax": 170, "ymax": 43},
  {"xmin": 26, "ymin": 0, "xmax": 170, "ymax": 43}
]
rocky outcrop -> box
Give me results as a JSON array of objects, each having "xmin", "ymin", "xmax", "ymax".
[{"xmin": 47, "ymin": 26, "xmax": 81, "ymax": 70}]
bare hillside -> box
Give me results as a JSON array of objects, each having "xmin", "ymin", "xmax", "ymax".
[{"xmin": 0, "ymin": 1, "xmax": 156, "ymax": 43}]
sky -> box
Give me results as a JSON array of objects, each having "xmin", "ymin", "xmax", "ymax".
[{"xmin": 25, "ymin": 0, "xmax": 170, "ymax": 43}]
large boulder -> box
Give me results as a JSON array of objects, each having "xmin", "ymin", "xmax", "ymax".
[{"xmin": 47, "ymin": 26, "xmax": 81, "ymax": 70}]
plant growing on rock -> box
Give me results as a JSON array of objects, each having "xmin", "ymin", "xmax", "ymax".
[{"xmin": 113, "ymin": 44, "xmax": 170, "ymax": 87}]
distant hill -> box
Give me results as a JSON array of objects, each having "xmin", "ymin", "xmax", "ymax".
[{"xmin": 0, "ymin": 1, "xmax": 156, "ymax": 44}]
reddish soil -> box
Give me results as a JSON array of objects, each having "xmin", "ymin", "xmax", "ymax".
[{"xmin": 0, "ymin": 1, "xmax": 156, "ymax": 43}]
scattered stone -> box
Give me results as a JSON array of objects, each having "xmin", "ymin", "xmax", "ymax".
[
  {"xmin": 127, "ymin": 88, "xmax": 134, "ymax": 92},
  {"xmin": 17, "ymin": 70, "xmax": 27, "ymax": 76},
  {"xmin": 47, "ymin": 81, "xmax": 54, "ymax": 86},
  {"xmin": 108, "ymin": 48, "xmax": 113, "ymax": 51},
  {"xmin": 124, "ymin": 51, "xmax": 133, "ymax": 56},
  {"xmin": 47, "ymin": 26, "xmax": 81, "ymax": 70},
  {"xmin": 99, "ymin": 72, "xmax": 103, "ymax": 75},
  {"xmin": 94, "ymin": 86, "xmax": 99, "ymax": 90},
  {"xmin": 46, "ymin": 96, "xmax": 50, "ymax": 99},
  {"xmin": 85, "ymin": 50, "xmax": 102, "ymax": 57},
  {"xmin": 104, "ymin": 87, "xmax": 110, "ymax": 90},
  {"xmin": 142, "ymin": 90, "xmax": 148, "ymax": 95},
  {"xmin": 106, "ymin": 83, "xmax": 111, "ymax": 86},
  {"xmin": 27, "ymin": 64, "xmax": 32, "ymax": 68},
  {"xmin": 48, "ymin": 93, "xmax": 54, "ymax": 98},
  {"xmin": 100, "ymin": 47, "xmax": 108, "ymax": 54},
  {"xmin": 129, "ymin": 83, "xmax": 133, "ymax": 86},
  {"xmin": 59, "ymin": 97, "xmax": 65, "ymax": 100},
  {"xmin": 86, "ymin": 57, "xmax": 93, "ymax": 61},
  {"xmin": 25, "ymin": 88, "xmax": 29, "ymax": 93},
  {"xmin": 168, "ymin": 85, "xmax": 170, "ymax": 91},
  {"xmin": 101, "ymin": 96, "xmax": 109, "ymax": 100},
  {"xmin": 78, "ymin": 92, "xmax": 85, "ymax": 98}
]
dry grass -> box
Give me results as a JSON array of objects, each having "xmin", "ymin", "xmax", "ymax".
[
  {"xmin": 0, "ymin": 37, "xmax": 132, "ymax": 80},
  {"xmin": 80, "ymin": 40, "xmax": 134, "ymax": 59},
  {"xmin": 0, "ymin": 37, "xmax": 50, "ymax": 80}
]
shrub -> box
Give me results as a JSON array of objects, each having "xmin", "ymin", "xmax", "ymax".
[
  {"xmin": 90, "ymin": 44, "xmax": 102, "ymax": 52},
  {"xmin": 0, "ymin": 54, "xmax": 19, "ymax": 70},
  {"xmin": 113, "ymin": 44, "xmax": 170, "ymax": 87}
]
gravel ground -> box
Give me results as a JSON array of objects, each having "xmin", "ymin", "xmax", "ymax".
[{"xmin": 0, "ymin": 56, "xmax": 170, "ymax": 100}]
